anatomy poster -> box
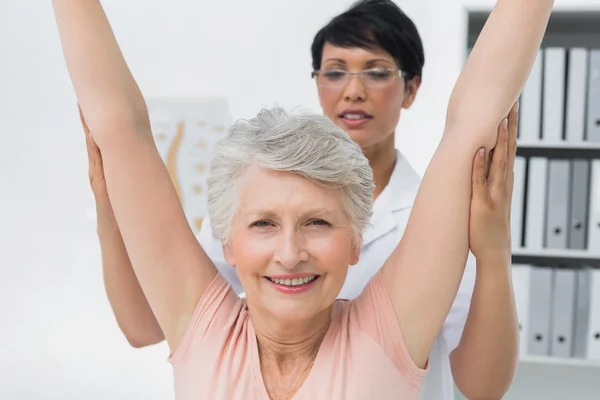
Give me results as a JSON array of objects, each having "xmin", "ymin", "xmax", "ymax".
[{"xmin": 146, "ymin": 97, "xmax": 233, "ymax": 234}]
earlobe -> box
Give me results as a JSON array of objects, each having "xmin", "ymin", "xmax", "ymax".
[
  {"xmin": 402, "ymin": 76, "xmax": 422, "ymax": 109},
  {"xmin": 223, "ymin": 243, "xmax": 236, "ymax": 267}
]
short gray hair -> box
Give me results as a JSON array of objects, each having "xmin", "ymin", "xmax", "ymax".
[{"xmin": 207, "ymin": 107, "xmax": 374, "ymax": 246}]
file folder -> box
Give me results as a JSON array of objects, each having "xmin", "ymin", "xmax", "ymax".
[
  {"xmin": 587, "ymin": 50, "xmax": 600, "ymax": 142},
  {"xmin": 545, "ymin": 160, "xmax": 570, "ymax": 249},
  {"xmin": 528, "ymin": 266, "xmax": 554, "ymax": 356},
  {"xmin": 586, "ymin": 270, "xmax": 600, "ymax": 360},
  {"xmin": 574, "ymin": 267, "xmax": 592, "ymax": 358},
  {"xmin": 520, "ymin": 50, "xmax": 543, "ymax": 141},
  {"xmin": 513, "ymin": 264, "xmax": 532, "ymax": 356},
  {"xmin": 543, "ymin": 48, "xmax": 567, "ymax": 142},
  {"xmin": 525, "ymin": 158, "xmax": 548, "ymax": 251},
  {"xmin": 589, "ymin": 160, "xmax": 600, "ymax": 252},
  {"xmin": 512, "ymin": 157, "xmax": 526, "ymax": 248},
  {"xmin": 565, "ymin": 48, "xmax": 589, "ymax": 142},
  {"xmin": 569, "ymin": 160, "xmax": 590, "ymax": 250},
  {"xmin": 550, "ymin": 268, "xmax": 576, "ymax": 357}
]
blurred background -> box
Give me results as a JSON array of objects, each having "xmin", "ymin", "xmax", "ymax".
[{"xmin": 1, "ymin": 0, "xmax": 600, "ymax": 399}]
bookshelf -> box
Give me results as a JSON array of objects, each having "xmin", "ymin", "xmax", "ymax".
[{"xmin": 456, "ymin": 5, "xmax": 600, "ymax": 400}]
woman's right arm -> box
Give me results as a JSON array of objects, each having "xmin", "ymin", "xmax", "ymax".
[{"xmin": 53, "ymin": 0, "xmax": 218, "ymax": 355}]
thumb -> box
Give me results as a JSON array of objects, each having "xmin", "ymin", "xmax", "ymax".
[{"xmin": 472, "ymin": 147, "xmax": 488, "ymax": 198}]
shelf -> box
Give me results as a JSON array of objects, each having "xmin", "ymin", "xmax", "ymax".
[
  {"xmin": 520, "ymin": 355, "xmax": 600, "ymax": 369},
  {"xmin": 516, "ymin": 141, "xmax": 600, "ymax": 159},
  {"xmin": 512, "ymin": 248, "xmax": 600, "ymax": 267}
]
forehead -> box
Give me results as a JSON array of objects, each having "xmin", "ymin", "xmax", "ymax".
[
  {"xmin": 321, "ymin": 42, "xmax": 396, "ymax": 66},
  {"xmin": 236, "ymin": 167, "xmax": 345, "ymax": 216}
]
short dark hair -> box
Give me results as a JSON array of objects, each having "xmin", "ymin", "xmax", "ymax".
[{"xmin": 310, "ymin": 0, "xmax": 425, "ymax": 80}]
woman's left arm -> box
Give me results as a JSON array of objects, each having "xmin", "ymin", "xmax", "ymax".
[
  {"xmin": 451, "ymin": 105, "xmax": 520, "ymax": 400},
  {"xmin": 380, "ymin": 0, "xmax": 553, "ymax": 369}
]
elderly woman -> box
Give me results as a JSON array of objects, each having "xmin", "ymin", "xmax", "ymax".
[{"xmin": 52, "ymin": 0, "xmax": 552, "ymax": 399}]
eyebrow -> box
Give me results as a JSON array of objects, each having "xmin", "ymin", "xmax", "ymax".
[
  {"xmin": 321, "ymin": 58, "xmax": 395, "ymax": 66},
  {"xmin": 247, "ymin": 208, "xmax": 335, "ymax": 220}
]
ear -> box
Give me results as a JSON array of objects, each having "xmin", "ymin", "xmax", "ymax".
[
  {"xmin": 223, "ymin": 243, "xmax": 236, "ymax": 267},
  {"xmin": 402, "ymin": 76, "xmax": 422, "ymax": 109}
]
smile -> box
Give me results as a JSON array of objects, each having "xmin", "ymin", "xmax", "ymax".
[{"xmin": 266, "ymin": 275, "xmax": 317, "ymax": 286}]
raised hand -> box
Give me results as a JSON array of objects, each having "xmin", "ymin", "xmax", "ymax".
[{"xmin": 469, "ymin": 102, "xmax": 519, "ymax": 264}]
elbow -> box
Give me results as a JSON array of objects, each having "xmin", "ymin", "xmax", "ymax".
[
  {"xmin": 80, "ymin": 103, "xmax": 151, "ymax": 149},
  {"xmin": 123, "ymin": 330, "xmax": 164, "ymax": 349},
  {"xmin": 443, "ymin": 107, "xmax": 503, "ymax": 152},
  {"xmin": 455, "ymin": 374, "xmax": 514, "ymax": 400},
  {"xmin": 117, "ymin": 322, "xmax": 165, "ymax": 349}
]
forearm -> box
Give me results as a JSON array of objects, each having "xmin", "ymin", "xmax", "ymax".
[
  {"xmin": 447, "ymin": 0, "xmax": 553, "ymax": 144},
  {"xmin": 451, "ymin": 260, "xmax": 519, "ymax": 399},
  {"xmin": 52, "ymin": 0, "xmax": 148, "ymax": 144},
  {"xmin": 96, "ymin": 201, "xmax": 164, "ymax": 348}
]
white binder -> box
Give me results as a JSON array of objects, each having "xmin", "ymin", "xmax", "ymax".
[
  {"xmin": 586, "ymin": 270, "xmax": 600, "ymax": 360},
  {"xmin": 589, "ymin": 160, "xmax": 600, "ymax": 253},
  {"xmin": 512, "ymin": 264, "xmax": 532, "ymax": 356},
  {"xmin": 550, "ymin": 268, "xmax": 576, "ymax": 357},
  {"xmin": 542, "ymin": 48, "xmax": 567, "ymax": 142},
  {"xmin": 512, "ymin": 157, "xmax": 526, "ymax": 249},
  {"xmin": 565, "ymin": 48, "xmax": 589, "ymax": 142},
  {"xmin": 528, "ymin": 266, "xmax": 554, "ymax": 356},
  {"xmin": 524, "ymin": 158, "xmax": 548, "ymax": 251},
  {"xmin": 586, "ymin": 50, "xmax": 600, "ymax": 142},
  {"xmin": 520, "ymin": 50, "xmax": 543, "ymax": 141},
  {"xmin": 544, "ymin": 160, "xmax": 570, "ymax": 249}
]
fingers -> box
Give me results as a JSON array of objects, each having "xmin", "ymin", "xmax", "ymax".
[
  {"xmin": 506, "ymin": 102, "xmax": 519, "ymax": 186},
  {"xmin": 472, "ymin": 147, "xmax": 488, "ymax": 199},
  {"xmin": 488, "ymin": 115, "xmax": 509, "ymax": 188},
  {"xmin": 78, "ymin": 104, "xmax": 103, "ymax": 173}
]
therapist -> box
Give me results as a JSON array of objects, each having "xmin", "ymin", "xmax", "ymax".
[{"xmin": 94, "ymin": 1, "xmax": 520, "ymax": 399}]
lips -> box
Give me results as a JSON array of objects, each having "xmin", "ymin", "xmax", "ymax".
[
  {"xmin": 339, "ymin": 109, "xmax": 373, "ymax": 119},
  {"xmin": 338, "ymin": 109, "xmax": 373, "ymax": 127}
]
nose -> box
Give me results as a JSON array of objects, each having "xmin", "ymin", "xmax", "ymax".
[
  {"xmin": 343, "ymin": 74, "xmax": 367, "ymax": 102},
  {"xmin": 273, "ymin": 229, "xmax": 309, "ymax": 270}
]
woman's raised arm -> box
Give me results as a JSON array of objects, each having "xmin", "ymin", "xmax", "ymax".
[
  {"xmin": 52, "ymin": 0, "xmax": 218, "ymax": 354},
  {"xmin": 381, "ymin": 0, "xmax": 553, "ymax": 368}
]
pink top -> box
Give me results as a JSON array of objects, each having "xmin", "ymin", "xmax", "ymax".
[{"xmin": 169, "ymin": 272, "xmax": 428, "ymax": 399}]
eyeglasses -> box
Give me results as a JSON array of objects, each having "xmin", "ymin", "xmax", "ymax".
[{"xmin": 311, "ymin": 68, "xmax": 410, "ymax": 89}]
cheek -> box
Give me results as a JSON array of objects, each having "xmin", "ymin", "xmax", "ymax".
[
  {"xmin": 318, "ymin": 89, "xmax": 338, "ymax": 117},
  {"xmin": 307, "ymin": 232, "xmax": 354, "ymax": 272},
  {"xmin": 229, "ymin": 231, "xmax": 274, "ymax": 272}
]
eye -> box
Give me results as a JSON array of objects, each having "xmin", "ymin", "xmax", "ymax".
[
  {"xmin": 251, "ymin": 220, "xmax": 273, "ymax": 228},
  {"xmin": 307, "ymin": 219, "xmax": 331, "ymax": 227},
  {"xmin": 322, "ymin": 69, "xmax": 347, "ymax": 81},
  {"xmin": 366, "ymin": 68, "xmax": 392, "ymax": 81}
]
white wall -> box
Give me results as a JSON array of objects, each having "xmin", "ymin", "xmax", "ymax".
[
  {"xmin": 3, "ymin": 0, "xmax": 600, "ymax": 399},
  {"xmin": 0, "ymin": 1, "xmax": 444, "ymax": 398}
]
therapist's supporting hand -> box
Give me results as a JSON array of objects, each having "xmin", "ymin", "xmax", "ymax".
[
  {"xmin": 468, "ymin": 102, "xmax": 518, "ymax": 264},
  {"xmin": 80, "ymin": 104, "xmax": 165, "ymax": 347},
  {"xmin": 80, "ymin": 104, "xmax": 109, "ymax": 205}
]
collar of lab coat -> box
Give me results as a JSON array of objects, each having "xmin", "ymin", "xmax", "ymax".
[{"xmin": 361, "ymin": 150, "xmax": 421, "ymax": 248}]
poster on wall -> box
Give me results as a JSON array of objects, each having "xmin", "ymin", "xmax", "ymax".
[{"xmin": 146, "ymin": 97, "xmax": 233, "ymax": 234}]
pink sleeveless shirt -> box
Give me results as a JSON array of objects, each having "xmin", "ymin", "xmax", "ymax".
[{"xmin": 169, "ymin": 271, "xmax": 427, "ymax": 399}]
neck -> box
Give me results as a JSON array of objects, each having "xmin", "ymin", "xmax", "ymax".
[
  {"xmin": 251, "ymin": 304, "xmax": 332, "ymax": 361},
  {"xmin": 362, "ymin": 133, "xmax": 397, "ymax": 200},
  {"xmin": 250, "ymin": 305, "xmax": 332, "ymax": 398}
]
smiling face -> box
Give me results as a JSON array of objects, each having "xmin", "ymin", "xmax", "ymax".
[
  {"xmin": 316, "ymin": 43, "xmax": 421, "ymax": 152},
  {"xmin": 224, "ymin": 167, "xmax": 359, "ymax": 324}
]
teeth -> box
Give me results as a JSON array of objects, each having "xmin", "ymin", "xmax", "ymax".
[
  {"xmin": 269, "ymin": 276, "xmax": 317, "ymax": 286},
  {"xmin": 343, "ymin": 114, "xmax": 367, "ymax": 120}
]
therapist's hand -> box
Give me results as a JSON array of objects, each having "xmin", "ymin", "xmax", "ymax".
[
  {"xmin": 80, "ymin": 104, "xmax": 110, "ymax": 204},
  {"xmin": 468, "ymin": 102, "xmax": 518, "ymax": 265}
]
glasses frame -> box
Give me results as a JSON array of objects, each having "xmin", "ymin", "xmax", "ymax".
[{"xmin": 311, "ymin": 68, "xmax": 412, "ymax": 88}]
